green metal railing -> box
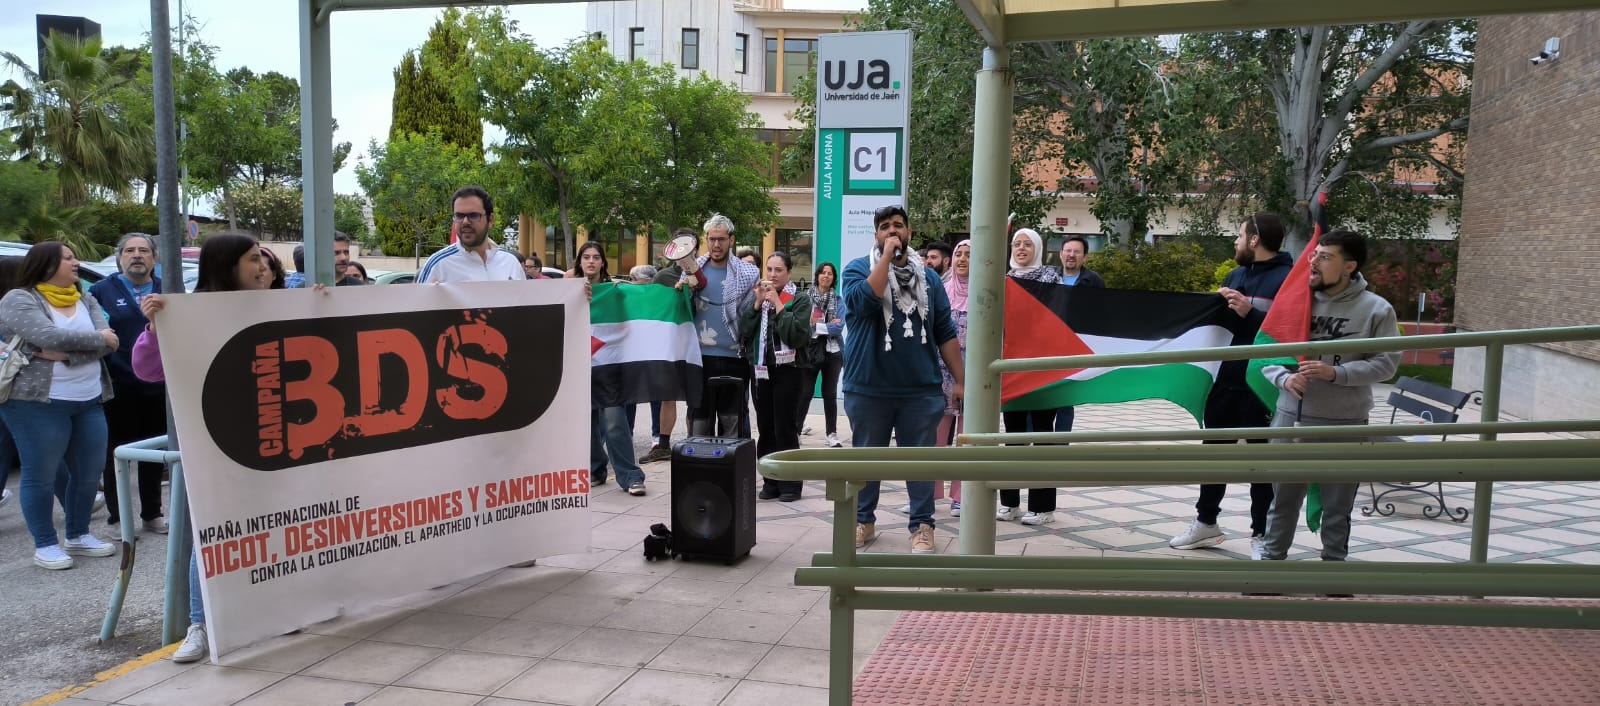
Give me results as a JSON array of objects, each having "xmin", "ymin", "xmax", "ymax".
[
  {"xmin": 100, "ymin": 436, "xmax": 194, "ymax": 646},
  {"xmin": 759, "ymin": 325, "xmax": 1600, "ymax": 705}
]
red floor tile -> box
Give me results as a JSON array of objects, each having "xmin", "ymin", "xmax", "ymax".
[{"xmin": 851, "ymin": 610, "xmax": 1600, "ymax": 705}]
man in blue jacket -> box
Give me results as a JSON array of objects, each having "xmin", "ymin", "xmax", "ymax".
[
  {"xmin": 88, "ymin": 233, "xmax": 169, "ymax": 533},
  {"xmin": 842, "ymin": 205, "xmax": 964, "ymax": 554},
  {"xmin": 1169, "ymin": 212, "xmax": 1294, "ymax": 558}
]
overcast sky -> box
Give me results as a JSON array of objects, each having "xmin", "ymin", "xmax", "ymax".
[{"xmin": 1, "ymin": 1, "xmax": 862, "ymax": 215}]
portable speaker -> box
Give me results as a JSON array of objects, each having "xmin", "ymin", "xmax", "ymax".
[{"xmin": 670, "ymin": 436, "xmax": 756, "ymax": 564}]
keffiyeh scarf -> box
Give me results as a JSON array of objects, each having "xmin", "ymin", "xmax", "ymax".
[{"xmin": 868, "ymin": 245, "xmax": 930, "ymax": 351}]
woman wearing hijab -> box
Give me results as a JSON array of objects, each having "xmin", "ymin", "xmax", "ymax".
[
  {"xmin": 935, "ymin": 241, "xmax": 971, "ymax": 515},
  {"xmin": 998, "ymin": 228, "xmax": 1060, "ymax": 526}
]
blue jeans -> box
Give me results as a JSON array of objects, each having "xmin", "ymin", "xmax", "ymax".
[
  {"xmin": 846, "ymin": 392, "xmax": 945, "ymax": 532},
  {"xmin": 0, "ymin": 399, "xmax": 108, "ymax": 548},
  {"xmin": 190, "ymin": 550, "xmax": 205, "ymax": 625},
  {"xmin": 590, "ymin": 406, "xmax": 644, "ymax": 488},
  {"xmin": 624, "ymin": 402, "xmax": 663, "ymax": 437}
]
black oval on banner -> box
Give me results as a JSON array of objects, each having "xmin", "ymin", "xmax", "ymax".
[{"xmin": 201, "ymin": 305, "xmax": 565, "ymax": 471}]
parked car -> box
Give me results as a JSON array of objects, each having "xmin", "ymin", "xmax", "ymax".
[
  {"xmin": 368, "ymin": 270, "xmax": 416, "ymax": 285},
  {"xmin": 1, "ymin": 241, "xmax": 197, "ymax": 292}
]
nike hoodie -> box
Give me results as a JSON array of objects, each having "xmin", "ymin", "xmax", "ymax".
[{"xmin": 1262, "ymin": 274, "xmax": 1400, "ymax": 421}]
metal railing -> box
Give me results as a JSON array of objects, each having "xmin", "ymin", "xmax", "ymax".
[
  {"xmin": 100, "ymin": 435, "xmax": 193, "ymax": 646},
  {"xmin": 759, "ymin": 326, "xmax": 1600, "ymax": 705}
]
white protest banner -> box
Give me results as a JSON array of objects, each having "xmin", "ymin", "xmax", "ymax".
[{"xmin": 155, "ymin": 280, "xmax": 591, "ymax": 659}]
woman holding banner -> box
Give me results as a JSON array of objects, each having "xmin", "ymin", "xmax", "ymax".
[
  {"xmin": 132, "ymin": 233, "xmax": 274, "ymax": 663},
  {"xmin": 741, "ymin": 251, "xmax": 815, "ymax": 502}
]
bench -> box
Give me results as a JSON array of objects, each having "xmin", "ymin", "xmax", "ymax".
[{"xmin": 1362, "ymin": 376, "xmax": 1481, "ymax": 523}]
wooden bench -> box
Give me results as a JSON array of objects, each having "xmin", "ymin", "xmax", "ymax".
[{"xmin": 1362, "ymin": 376, "xmax": 1480, "ymax": 522}]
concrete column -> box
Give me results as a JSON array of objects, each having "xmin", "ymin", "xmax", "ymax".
[
  {"xmin": 298, "ymin": 0, "xmax": 334, "ymax": 285},
  {"xmin": 636, "ymin": 227, "xmax": 651, "ymax": 267},
  {"xmin": 763, "ymin": 228, "xmax": 777, "ymax": 260},
  {"xmin": 958, "ymin": 46, "xmax": 1014, "ymax": 557},
  {"xmin": 532, "ymin": 215, "xmax": 547, "ymax": 265}
]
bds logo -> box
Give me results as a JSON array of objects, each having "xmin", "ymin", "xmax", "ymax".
[{"xmin": 202, "ymin": 306, "xmax": 564, "ymax": 471}]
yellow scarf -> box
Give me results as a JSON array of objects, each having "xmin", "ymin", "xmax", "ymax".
[{"xmin": 35, "ymin": 283, "xmax": 82, "ymax": 307}]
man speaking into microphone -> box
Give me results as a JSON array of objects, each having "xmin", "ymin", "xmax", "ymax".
[{"xmin": 839, "ymin": 204, "xmax": 964, "ymax": 555}]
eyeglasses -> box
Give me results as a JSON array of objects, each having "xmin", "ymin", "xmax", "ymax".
[{"xmin": 452, "ymin": 212, "xmax": 486, "ymax": 222}]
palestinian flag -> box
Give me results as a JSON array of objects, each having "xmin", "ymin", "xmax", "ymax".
[
  {"xmin": 1001, "ymin": 279, "xmax": 1235, "ymax": 422},
  {"xmin": 1245, "ymin": 193, "xmax": 1329, "ymax": 530},
  {"xmin": 1245, "ymin": 236, "xmax": 1319, "ymax": 410},
  {"xmin": 590, "ymin": 281, "xmax": 703, "ymax": 409}
]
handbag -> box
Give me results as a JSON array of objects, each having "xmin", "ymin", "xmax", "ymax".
[{"xmin": 0, "ymin": 333, "xmax": 30, "ymax": 403}]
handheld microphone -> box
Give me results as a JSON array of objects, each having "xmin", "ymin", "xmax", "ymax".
[{"xmin": 893, "ymin": 247, "xmax": 902, "ymax": 260}]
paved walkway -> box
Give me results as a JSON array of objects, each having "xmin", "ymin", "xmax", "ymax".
[{"xmin": 35, "ymin": 387, "xmax": 1600, "ymax": 705}]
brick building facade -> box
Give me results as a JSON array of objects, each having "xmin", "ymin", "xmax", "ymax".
[{"xmin": 1454, "ymin": 12, "xmax": 1600, "ymax": 423}]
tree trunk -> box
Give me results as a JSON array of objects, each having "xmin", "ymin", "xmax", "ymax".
[{"xmin": 223, "ymin": 185, "xmax": 239, "ymax": 231}]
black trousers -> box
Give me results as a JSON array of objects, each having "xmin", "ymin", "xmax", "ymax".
[
  {"xmin": 689, "ymin": 355, "xmax": 752, "ymax": 438},
  {"xmin": 797, "ymin": 350, "xmax": 843, "ymax": 436},
  {"xmin": 1193, "ymin": 384, "xmax": 1274, "ymax": 534},
  {"xmin": 755, "ymin": 364, "xmax": 805, "ymax": 495},
  {"xmin": 1000, "ymin": 409, "xmax": 1058, "ymax": 512},
  {"xmin": 102, "ymin": 388, "xmax": 168, "ymax": 522}
]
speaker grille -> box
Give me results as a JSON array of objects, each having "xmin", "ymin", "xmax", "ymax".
[{"xmin": 675, "ymin": 480, "xmax": 733, "ymax": 540}]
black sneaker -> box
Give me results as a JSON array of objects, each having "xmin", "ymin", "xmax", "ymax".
[
  {"xmin": 778, "ymin": 492, "xmax": 801, "ymax": 502},
  {"xmin": 591, "ymin": 472, "xmax": 608, "ymax": 486},
  {"xmin": 641, "ymin": 446, "xmax": 672, "ymax": 464},
  {"xmin": 758, "ymin": 486, "xmax": 781, "ymax": 500}
]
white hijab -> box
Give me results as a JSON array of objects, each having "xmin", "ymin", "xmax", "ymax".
[{"xmin": 1009, "ymin": 228, "xmax": 1045, "ymax": 274}]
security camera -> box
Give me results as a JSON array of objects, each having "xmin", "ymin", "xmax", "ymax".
[
  {"xmin": 1530, "ymin": 53, "xmax": 1548, "ymax": 65},
  {"xmin": 1531, "ymin": 37, "xmax": 1561, "ymax": 65}
]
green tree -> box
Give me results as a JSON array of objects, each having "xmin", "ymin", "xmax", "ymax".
[
  {"xmin": 578, "ymin": 60, "xmax": 778, "ymax": 239},
  {"xmin": 458, "ymin": 12, "xmax": 613, "ymax": 265},
  {"xmin": 0, "ymin": 33, "xmax": 152, "ymax": 206},
  {"xmin": 229, "ymin": 180, "xmax": 303, "ymax": 239},
  {"xmin": 391, "ymin": 8, "xmax": 481, "ymax": 153},
  {"xmin": 1085, "ymin": 240, "xmax": 1223, "ymax": 293},
  {"xmin": 0, "ymin": 160, "xmax": 57, "ymax": 235},
  {"xmin": 1177, "ymin": 22, "xmax": 1473, "ymax": 245},
  {"xmin": 186, "ymin": 65, "xmax": 351, "ymax": 229},
  {"xmin": 356, "ymin": 129, "xmax": 483, "ymax": 256},
  {"xmin": 334, "ymin": 193, "xmax": 369, "ymax": 239}
]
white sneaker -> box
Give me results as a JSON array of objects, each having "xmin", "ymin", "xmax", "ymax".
[
  {"xmin": 1169, "ymin": 519, "xmax": 1226, "ymax": 550},
  {"xmin": 0, "ymin": 488, "xmax": 12, "ymax": 506},
  {"xmin": 34, "ymin": 545, "xmax": 74, "ymax": 570},
  {"xmin": 93, "ymin": 491, "xmax": 106, "ymax": 513},
  {"xmin": 1020, "ymin": 511, "xmax": 1055, "ymax": 526},
  {"xmin": 63, "ymin": 534, "xmax": 117, "ymax": 557},
  {"xmin": 802, "ymin": 425, "xmax": 814, "ymax": 435},
  {"xmin": 899, "ymin": 504, "xmax": 912, "ymax": 514},
  {"xmin": 996, "ymin": 506, "xmax": 1019, "ymax": 521},
  {"xmin": 172, "ymin": 623, "xmax": 208, "ymax": 663},
  {"xmin": 145, "ymin": 516, "xmax": 170, "ymax": 534},
  {"xmin": 1250, "ymin": 535, "xmax": 1267, "ymax": 561},
  {"xmin": 826, "ymin": 433, "xmax": 842, "ymax": 448},
  {"xmin": 950, "ymin": 501, "xmax": 961, "ymax": 517}
]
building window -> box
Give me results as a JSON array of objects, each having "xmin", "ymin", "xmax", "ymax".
[
  {"xmin": 756, "ymin": 129, "xmax": 815, "ymax": 188},
  {"xmin": 782, "ymin": 38, "xmax": 817, "ymax": 94},
  {"xmin": 629, "ymin": 27, "xmax": 644, "ymax": 61},
  {"xmin": 735, "ymin": 33, "xmax": 748, "ymax": 74},
  {"xmin": 681, "ymin": 28, "xmax": 700, "ymax": 70},
  {"xmin": 764, "ymin": 36, "xmax": 779, "ymax": 91}
]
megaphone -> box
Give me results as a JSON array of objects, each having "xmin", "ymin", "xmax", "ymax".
[{"xmin": 662, "ymin": 232, "xmax": 703, "ymax": 289}]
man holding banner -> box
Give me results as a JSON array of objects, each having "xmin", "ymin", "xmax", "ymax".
[{"xmin": 1257, "ymin": 230, "xmax": 1398, "ymax": 563}]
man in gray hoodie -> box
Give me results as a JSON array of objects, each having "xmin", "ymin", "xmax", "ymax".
[{"xmin": 1258, "ymin": 229, "xmax": 1399, "ymax": 562}]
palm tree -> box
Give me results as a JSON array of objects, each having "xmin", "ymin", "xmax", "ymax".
[{"xmin": 1, "ymin": 32, "xmax": 152, "ymax": 207}]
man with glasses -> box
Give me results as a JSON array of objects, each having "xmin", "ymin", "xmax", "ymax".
[
  {"xmin": 686, "ymin": 215, "xmax": 759, "ymax": 438},
  {"xmin": 419, "ymin": 186, "xmax": 525, "ymax": 283},
  {"xmin": 1258, "ymin": 229, "xmax": 1398, "ymax": 566},
  {"xmin": 843, "ymin": 205, "xmax": 963, "ymax": 554},
  {"xmin": 1169, "ymin": 213, "xmax": 1294, "ymax": 558}
]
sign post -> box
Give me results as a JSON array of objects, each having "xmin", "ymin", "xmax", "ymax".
[{"xmin": 813, "ymin": 30, "xmax": 913, "ymax": 272}]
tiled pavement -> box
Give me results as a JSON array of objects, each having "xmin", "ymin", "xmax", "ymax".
[{"xmin": 42, "ymin": 385, "xmax": 1600, "ymax": 705}]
